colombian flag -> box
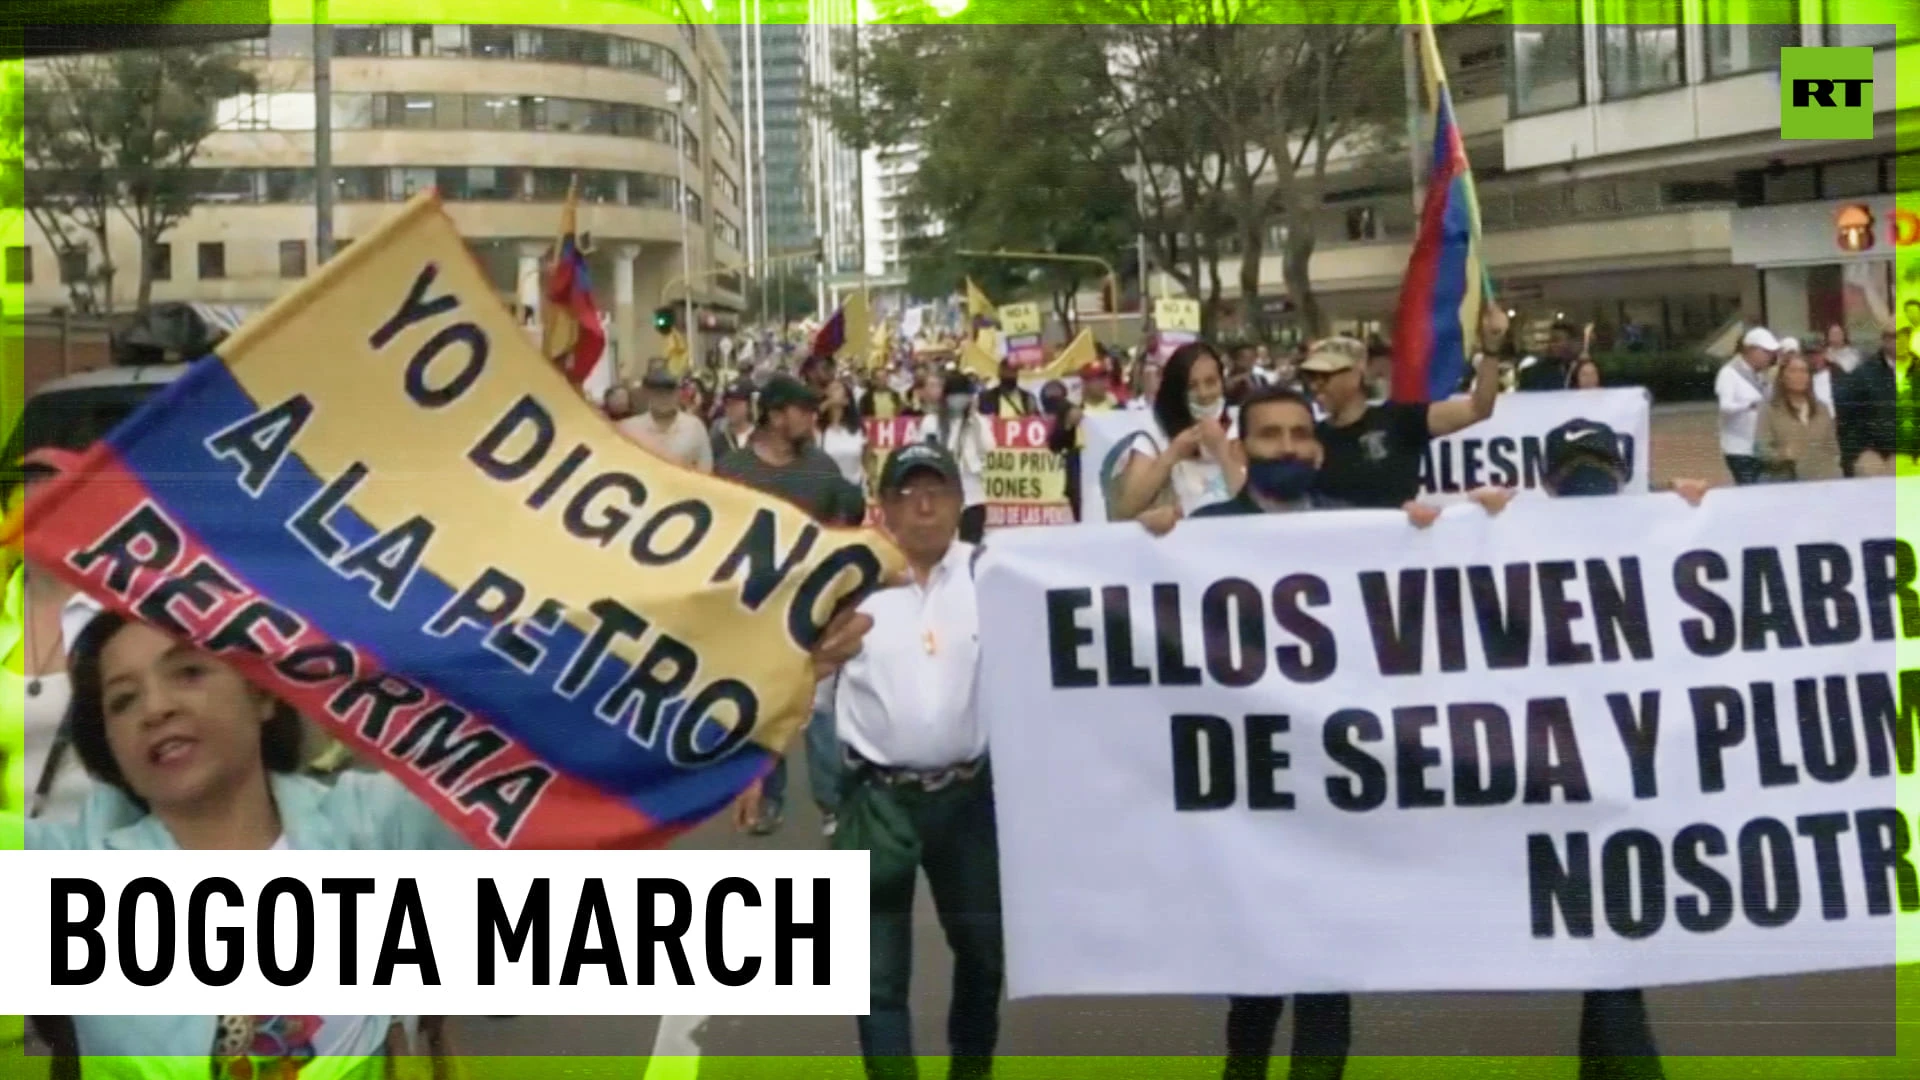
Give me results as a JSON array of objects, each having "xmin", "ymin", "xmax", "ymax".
[
  {"xmin": 541, "ymin": 179, "xmax": 607, "ymax": 388},
  {"xmin": 1390, "ymin": 0, "xmax": 1492, "ymax": 404}
]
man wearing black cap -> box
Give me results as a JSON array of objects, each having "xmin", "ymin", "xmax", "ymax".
[
  {"xmin": 720, "ymin": 373, "xmax": 868, "ymax": 836},
  {"xmin": 977, "ymin": 358, "xmax": 1037, "ymax": 417},
  {"xmin": 1461, "ymin": 417, "xmax": 1714, "ymax": 1080},
  {"xmin": 710, "ymin": 379, "xmax": 756, "ymax": 463},
  {"xmin": 831, "ymin": 441, "xmax": 1002, "ymax": 1080},
  {"xmin": 619, "ymin": 369, "xmax": 713, "ymax": 473}
]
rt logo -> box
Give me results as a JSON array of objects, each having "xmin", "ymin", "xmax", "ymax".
[{"xmin": 1780, "ymin": 47, "xmax": 1874, "ymax": 140}]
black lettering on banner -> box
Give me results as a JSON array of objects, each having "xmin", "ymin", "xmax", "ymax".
[
  {"xmin": 1202, "ymin": 579, "xmax": 1265, "ymax": 687},
  {"xmin": 707, "ymin": 878, "xmax": 762, "ymax": 987},
  {"xmin": 1272, "ymin": 574, "xmax": 1336, "ymax": 683},
  {"xmin": 454, "ymin": 766, "xmax": 553, "ymax": 847},
  {"xmin": 1674, "ymin": 550, "xmax": 1735, "ymax": 657},
  {"xmin": 1741, "ymin": 547, "xmax": 1804, "ymax": 651},
  {"xmin": 204, "ymin": 600, "xmax": 305, "ymax": 657},
  {"xmin": 1358, "ymin": 570, "xmax": 1425, "ymax": 677},
  {"xmin": 288, "ymin": 462, "xmax": 371, "ymax": 562},
  {"xmin": 329, "ymin": 674, "xmax": 427, "ymax": 742},
  {"xmin": 1799, "ymin": 544, "xmax": 1862, "ymax": 646},
  {"xmin": 1751, "ymin": 681, "xmax": 1800, "ymax": 788},
  {"xmin": 51, "ymin": 879, "xmax": 107, "ymax": 985},
  {"xmin": 257, "ymin": 878, "xmax": 316, "ymax": 988},
  {"xmin": 1689, "ymin": 685, "xmax": 1746, "ymax": 794},
  {"xmin": 560, "ymin": 879, "xmax": 626, "ymax": 986},
  {"xmin": 1103, "ymin": 585, "xmax": 1150, "ymax": 686},
  {"xmin": 1855, "ymin": 808, "xmax": 1918, "ymax": 916},
  {"xmin": 1527, "ymin": 832, "xmax": 1594, "ymax": 938},
  {"xmin": 711, "ymin": 509, "xmax": 820, "ymax": 613},
  {"xmin": 1449, "ymin": 703, "xmax": 1517, "ymax": 807},
  {"xmin": 1858, "ymin": 670, "xmax": 1919, "ymax": 777},
  {"xmin": 369, "ymin": 261, "xmax": 459, "ymax": 349},
  {"xmin": 528, "ymin": 444, "xmax": 594, "ymax": 511},
  {"xmin": 787, "ymin": 545, "xmax": 883, "ymax": 652},
  {"xmin": 1171, "ymin": 714, "xmax": 1235, "ymax": 810},
  {"xmin": 1393, "ymin": 707, "xmax": 1445, "ymax": 809},
  {"xmin": 134, "ymin": 559, "xmax": 243, "ymax": 638},
  {"xmin": 1797, "ymin": 677, "xmax": 1858, "ymax": 784},
  {"xmin": 1861, "ymin": 539, "xmax": 1918, "ymax": 640},
  {"xmin": 1538, "ymin": 561, "xmax": 1592, "ymax": 666},
  {"xmin": 667, "ymin": 679, "xmax": 759, "ymax": 767},
  {"xmin": 478, "ymin": 878, "xmax": 550, "ymax": 985},
  {"xmin": 469, "ymin": 395, "xmax": 556, "ymax": 482},
  {"xmin": 68, "ymin": 503, "xmax": 184, "ymax": 595},
  {"xmin": 1739, "ymin": 817, "xmax": 1801, "ymax": 928},
  {"xmin": 1324, "ymin": 709, "xmax": 1387, "ymax": 812},
  {"xmin": 631, "ymin": 500, "xmax": 713, "ymax": 566},
  {"xmin": 1045, "ymin": 589, "xmax": 1098, "ymax": 688},
  {"xmin": 1244, "ymin": 715, "xmax": 1294, "ymax": 810},
  {"xmin": 1606, "ymin": 691, "xmax": 1661, "ymax": 800},
  {"xmin": 405, "ymin": 322, "xmax": 490, "ymax": 408},
  {"xmin": 1152, "ymin": 585, "xmax": 1202, "ymax": 686},
  {"xmin": 1468, "ymin": 566, "xmax": 1530, "ymax": 670},
  {"xmin": 390, "ymin": 705, "xmax": 508, "ymax": 789},
  {"xmin": 322, "ymin": 879, "xmax": 375, "ymax": 985},
  {"xmin": 565, "ymin": 472, "xmax": 648, "ymax": 547},
  {"xmin": 1588, "ymin": 558, "xmax": 1653, "ymax": 662},
  {"xmin": 335, "ymin": 515, "xmax": 436, "ymax": 608},
  {"xmin": 635, "ymin": 879, "xmax": 694, "ymax": 986},
  {"xmin": 204, "ymin": 394, "xmax": 316, "ymax": 496},
  {"xmin": 426, "ymin": 568, "xmax": 526, "ymax": 638},
  {"xmin": 188, "ymin": 878, "xmax": 245, "ymax": 986},
  {"xmin": 119, "ymin": 877, "xmax": 174, "ymax": 988},
  {"xmin": 373, "ymin": 879, "xmax": 440, "ymax": 986},
  {"xmin": 775, "ymin": 878, "xmax": 831, "ymax": 986},
  {"xmin": 1795, "ymin": 812, "xmax": 1853, "ymax": 921},
  {"xmin": 1523, "ymin": 698, "xmax": 1591, "ymax": 804},
  {"xmin": 275, "ymin": 642, "xmax": 357, "ymax": 686},
  {"xmin": 491, "ymin": 598, "xmax": 565, "ymax": 673},
  {"xmin": 556, "ymin": 598, "xmax": 648, "ymax": 699},
  {"xmin": 598, "ymin": 636, "xmax": 699, "ymax": 748},
  {"xmin": 1673, "ymin": 823, "xmax": 1734, "ymax": 932},
  {"xmin": 1433, "ymin": 568, "xmax": 1465, "ymax": 672},
  {"xmin": 1600, "ymin": 829, "xmax": 1665, "ymax": 939}
]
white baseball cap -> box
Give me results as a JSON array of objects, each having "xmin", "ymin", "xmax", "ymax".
[
  {"xmin": 1778, "ymin": 336, "xmax": 1802, "ymax": 353},
  {"xmin": 1741, "ymin": 327, "xmax": 1782, "ymax": 352}
]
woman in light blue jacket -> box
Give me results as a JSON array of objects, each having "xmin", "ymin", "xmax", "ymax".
[{"xmin": 21, "ymin": 609, "xmax": 466, "ymax": 1079}]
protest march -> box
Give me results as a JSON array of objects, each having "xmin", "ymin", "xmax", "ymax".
[{"xmin": 3, "ymin": 7, "xmax": 1917, "ymax": 1079}]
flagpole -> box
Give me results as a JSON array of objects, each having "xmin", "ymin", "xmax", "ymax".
[
  {"xmin": 313, "ymin": 1, "xmax": 334, "ymax": 264},
  {"xmin": 1401, "ymin": 3, "xmax": 1425, "ymax": 217}
]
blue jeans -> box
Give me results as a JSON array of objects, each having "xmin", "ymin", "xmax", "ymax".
[{"xmin": 762, "ymin": 705, "xmax": 844, "ymax": 817}]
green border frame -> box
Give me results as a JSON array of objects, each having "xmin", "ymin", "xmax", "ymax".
[{"xmin": 3, "ymin": 0, "xmax": 1915, "ymax": 1076}]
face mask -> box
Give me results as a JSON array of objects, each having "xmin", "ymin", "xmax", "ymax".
[
  {"xmin": 1189, "ymin": 398, "xmax": 1225, "ymax": 422},
  {"xmin": 1244, "ymin": 456, "xmax": 1317, "ymax": 503},
  {"xmin": 944, "ymin": 394, "xmax": 972, "ymax": 415},
  {"xmin": 1552, "ymin": 464, "xmax": 1621, "ymax": 498}
]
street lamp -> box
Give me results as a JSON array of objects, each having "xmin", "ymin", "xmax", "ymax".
[{"xmin": 666, "ymin": 83, "xmax": 698, "ymax": 368}]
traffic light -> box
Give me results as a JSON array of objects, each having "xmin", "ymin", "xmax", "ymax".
[{"xmin": 653, "ymin": 306, "xmax": 677, "ymax": 334}]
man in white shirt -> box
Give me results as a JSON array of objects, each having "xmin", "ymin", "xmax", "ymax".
[
  {"xmin": 1716, "ymin": 327, "xmax": 1778, "ymax": 485},
  {"xmin": 832, "ymin": 441, "xmax": 1000, "ymax": 1080},
  {"xmin": 619, "ymin": 370, "xmax": 715, "ymax": 473}
]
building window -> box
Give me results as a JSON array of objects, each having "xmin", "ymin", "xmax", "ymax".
[
  {"xmin": 58, "ymin": 250, "xmax": 87, "ymax": 284},
  {"xmin": 1703, "ymin": 1, "xmax": 1800, "ymax": 77},
  {"xmin": 279, "ymin": 240, "xmax": 307, "ymax": 279},
  {"xmin": 1820, "ymin": 157, "xmax": 1881, "ymax": 198},
  {"xmin": 1510, "ymin": 17, "xmax": 1584, "ymax": 115},
  {"xmin": 1598, "ymin": 0, "xmax": 1684, "ymax": 99},
  {"xmin": 4, "ymin": 246, "xmax": 29, "ymax": 284},
  {"xmin": 198, "ymin": 242, "xmax": 226, "ymax": 280},
  {"xmin": 149, "ymin": 242, "xmax": 171, "ymax": 282},
  {"xmin": 1761, "ymin": 165, "xmax": 1818, "ymax": 204},
  {"xmin": 1822, "ymin": 0, "xmax": 1898, "ymax": 47}
]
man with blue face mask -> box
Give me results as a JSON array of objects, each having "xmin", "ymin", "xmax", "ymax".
[{"xmin": 1189, "ymin": 385, "xmax": 1348, "ymax": 518}]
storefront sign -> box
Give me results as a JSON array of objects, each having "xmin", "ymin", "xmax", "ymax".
[{"xmin": 1730, "ymin": 195, "xmax": 1905, "ymax": 268}]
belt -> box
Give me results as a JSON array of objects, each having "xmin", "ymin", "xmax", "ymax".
[{"xmin": 846, "ymin": 749, "xmax": 985, "ymax": 792}]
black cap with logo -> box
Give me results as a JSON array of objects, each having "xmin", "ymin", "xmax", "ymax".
[
  {"xmin": 1543, "ymin": 418, "xmax": 1625, "ymax": 479},
  {"xmin": 756, "ymin": 374, "xmax": 821, "ymax": 419},
  {"xmin": 877, "ymin": 441, "xmax": 961, "ymax": 495}
]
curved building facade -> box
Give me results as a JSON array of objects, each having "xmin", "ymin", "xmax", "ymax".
[{"xmin": 17, "ymin": 22, "xmax": 748, "ymax": 376}]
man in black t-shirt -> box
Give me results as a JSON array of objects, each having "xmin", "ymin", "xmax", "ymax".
[
  {"xmin": 1515, "ymin": 320, "xmax": 1582, "ymax": 392},
  {"xmin": 1298, "ymin": 331, "xmax": 1502, "ymax": 509}
]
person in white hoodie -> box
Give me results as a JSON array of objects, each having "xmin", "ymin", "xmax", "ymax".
[{"xmin": 1717, "ymin": 326, "xmax": 1778, "ymax": 485}]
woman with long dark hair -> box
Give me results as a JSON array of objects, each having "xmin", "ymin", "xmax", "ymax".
[
  {"xmin": 818, "ymin": 377, "xmax": 870, "ymax": 489},
  {"xmin": 1109, "ymin": 342, "xmax": 1243, "ymax": 532}
]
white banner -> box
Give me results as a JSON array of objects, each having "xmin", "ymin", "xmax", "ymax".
[
  {"xmin": 977, "ymin": 479, "xmax": 1916, "ymax": 999},
  {"xmin": 1079, "ymin": 388, "xmax": 1651, "ymax": 522}
]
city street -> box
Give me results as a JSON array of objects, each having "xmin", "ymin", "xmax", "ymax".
[{"xmin": 448, "ymin": 403, "xmax": 1910, "ymax": 1070}]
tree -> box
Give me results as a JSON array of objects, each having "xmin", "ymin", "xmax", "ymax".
[
  {"xmin": 22, "ymin": 48, "xmax": 255, "ymax": 314},
  {"xmin": 745, "ymin": 266, "xmax": 820, "ymax": 325}
]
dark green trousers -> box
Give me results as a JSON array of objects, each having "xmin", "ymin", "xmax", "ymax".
[{"xmin": 832, "ymin": 764, "xmax": 1004, "ymax": 1080}]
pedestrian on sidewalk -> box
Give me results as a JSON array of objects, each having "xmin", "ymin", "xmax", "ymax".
[{"xmin": 1715, "ymin": 327, "xmax": 1778, "ymax": 484}]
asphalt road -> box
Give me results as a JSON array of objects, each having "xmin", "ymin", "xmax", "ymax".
[{"xmin": 447, "ymin": 405, "xmax": 1912, "ymax": 1069}]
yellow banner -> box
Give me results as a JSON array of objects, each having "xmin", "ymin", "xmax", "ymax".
[
  {"xmin": 998, "ymin": 302, "xmax": 1043, "ymax": 338},
  {"xmin": 981, "ymin": 416, "xmax": 1071, "ymax": 528},
  {"xmin": 1155, "ymin": 297, "xmax": 1201, "ymax": 334}
]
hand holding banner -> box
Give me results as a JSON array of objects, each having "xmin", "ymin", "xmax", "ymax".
[{"xmin": 20, "ymin": 192, "xmax": 904, "ymax": 850}]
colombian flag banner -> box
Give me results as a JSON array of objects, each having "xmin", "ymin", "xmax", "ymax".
[
  {"xmin": 1390, "ymin": 0, "xmax": 1492, "ymax": 405},
  {"xmin": 17, "ymin": 192, "xmax": 903, "ymax": 850},
  {"xmin": 541, "ymin": 180, "xmax": 606, "ymax": 388}
]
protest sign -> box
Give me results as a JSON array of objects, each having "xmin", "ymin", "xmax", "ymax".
[
  {"xmin": 977, "ymin": 479, "xmax": 1918, "ymax": 998},
  {"xmin": 865, "ymin": 416, "xmax": 1070, "ymax": 528},
  {"xmin": 1153, "ymin": 298, "xmax": 1200, "ymax": 360},
  {"xmin": 1078, "ymin": 388, "xmax": 1650, "ymax": 522},
  {"xmin": 998, "ymin": 303, "xmax": 1045, "ymax": 367},
  {"xmin": 20, "ymin": 192, "xmax": 904, "ymax": 850}
]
